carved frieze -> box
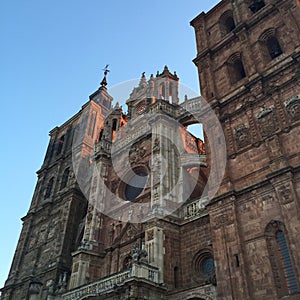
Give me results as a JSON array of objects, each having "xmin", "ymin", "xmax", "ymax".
[
  {"xmin": 213, "ymin": 212, "xmax": 233, "ymax": 228},
  {"xmin": 129, "ymin": 144, "xmax": 146, "ymax": 163}
]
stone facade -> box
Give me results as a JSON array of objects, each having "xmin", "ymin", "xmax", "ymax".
[
  {"xmin": 1, "ymin": 1, "xmax": 300, "ymax": 300},
  {"xmin": 191, "ymin": 0, "xmax": 300, "ymax": 299}
]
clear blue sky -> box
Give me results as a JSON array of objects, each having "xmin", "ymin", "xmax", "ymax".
[{"xmin": 0, "ymin": 0, "xmax": 219, "ymax": 288}]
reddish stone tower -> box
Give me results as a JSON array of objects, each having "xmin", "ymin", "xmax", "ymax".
[{"xmin": 191, "ymin": 0, "xmax": 300, "ymax": 299}]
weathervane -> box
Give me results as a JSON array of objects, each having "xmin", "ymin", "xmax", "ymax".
[{"xmin": 100, "ymin": 64, "xmax": 110, "ymax": 87}]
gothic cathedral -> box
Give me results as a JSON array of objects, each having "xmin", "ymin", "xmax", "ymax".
[{"xmin": 2, "ymin": 0, "xmax": 300, "ymax": 299}]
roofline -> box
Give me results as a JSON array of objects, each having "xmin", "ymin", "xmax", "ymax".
[{"xmin": 190, "ymin": 0, "xmax": 228, "ymax": 27}]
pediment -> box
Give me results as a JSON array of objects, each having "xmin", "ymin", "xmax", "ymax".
[{"xmin": 113, "ymin": 222, "xmax": 139, "ymax": 246}]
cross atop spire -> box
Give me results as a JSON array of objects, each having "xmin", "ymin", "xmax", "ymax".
[{"xmin": 100, "ymin": 64, "xmax": 110, "ymax": 87}]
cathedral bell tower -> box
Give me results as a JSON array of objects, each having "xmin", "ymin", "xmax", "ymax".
[{"xmin": 191, "ymin": 0, "xmax": 300, "ymax": 299}]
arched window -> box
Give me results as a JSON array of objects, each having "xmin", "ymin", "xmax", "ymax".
[
  {"xmin": 174, "ymin": 266, "xmax": 179, "ymax": 288},
  {"xmin": 159, "ymin": 83, "xmax": 165, "ymax": 99},
  {"xmin": 266, "ymin": 36, "xmax": 282, "ymax": 59},
  {"xmin": 112, "ymin": 119, "xmax": 117, "ymax": 131},
  {"xmin": 98, "ymin": 129, "xmax": 104, "ymax": 141},
  {"xmin": 45, "ymin": 177, "xmax": 54, "ymax": 198},
  {"xmin": 193, "ymin": 250, "xmax": 216, "ymax": 285},
  {"xmin": 224, "ymin": 16, "xmax": 235, "ymax": 32},
  {"xmin": 124, "ymin": 171, "xmax": 148, "ymax": 201},
  {"xmin": 111, "ymin": 119, "xmax": 118, "ymax": 142},
  {"xmin": 200, "ymin": 257, "xmax": 215, "ymax": 277},
  {"xmin": 265, "ymin": 221, "xmax": 299, "ymax": 297},
  {"xmin": 249, "ymin": 0, "xmax": 265, "ymax": 13},
  {"xmin": 276, "ymin": 231, "xmax": 299, "ymax": 294},
  {"xmin": 219, "ymin": 11, "xmax": 236, "ymax": 36},
  {"xmin": 56, "ymin": 135, "xmax": 65, "ymax": 155},
  {"xmin": 169, "ymin": 82, "xmax": 173, "ymax": 101},
  {"xmin": 259, "ymin": 29, "xmax": 283, "ymax": 62},
  {"xmin": 60, "ymin": 168, "xmax": 70, "ymax": 190},
  {"xmin": 227, "ymin": 53, "xmax": 246, "ymax": 84}
]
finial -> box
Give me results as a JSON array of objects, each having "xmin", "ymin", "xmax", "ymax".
[
  {"xmin": 139, "ymin": 72, "xmax": 147, "ymax": 87},
  {"xmin": 162, "ymin": 65, "xmax": 170, "ymax": 75},
  {"xmin": 100, "ymin": 64, "xmax": 110, "ymax": 87}
]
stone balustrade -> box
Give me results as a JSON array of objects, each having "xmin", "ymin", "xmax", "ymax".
[
  {"xmin": 179, "ymin": 97, "xmax": 202, "ymax": 114},
  {"xmin": 131, "ymin": 262, "xmax": 159, "ymax": 283},
  {"xmin": 62, "ymin": 263, "xmax": 159, "ymax": 300},
  {"xmin": 150, "ymin": 100, "xmax": 177, "ymax": 116}
]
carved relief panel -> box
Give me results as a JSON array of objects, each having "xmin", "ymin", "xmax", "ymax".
[
  {"xmin": 234, "ymin": 124, "xmax": 251, "ymax": 149},
  {"xmin": 285, "ymin": 95, "xmax": 300, "ymax": 122},
  {"xmin": 256, "ymin": 106, "xmax": 279, "ymax": 137}
]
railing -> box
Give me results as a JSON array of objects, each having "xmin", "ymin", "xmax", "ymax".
[
  {"xmin": 183, "ymin": 97, "xmax": 202, "ymax": 111},
  {"xmin": 131, "ymin": 262, "xmax": 159, "ymax": 283},
  {"xmin": 62, "ymin": 263, "xmax": 159, "ymax": 300},
  {"xmin": 178, "ymin": 97, "xmax": 202, "ymax": 115},
  {"xmin": 63, "ymin": 270, "xmax": 130, "ymax": 300},
  {"xmin": 150, "ymin": 99, "xmax": 177, "ymax": 116}
]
